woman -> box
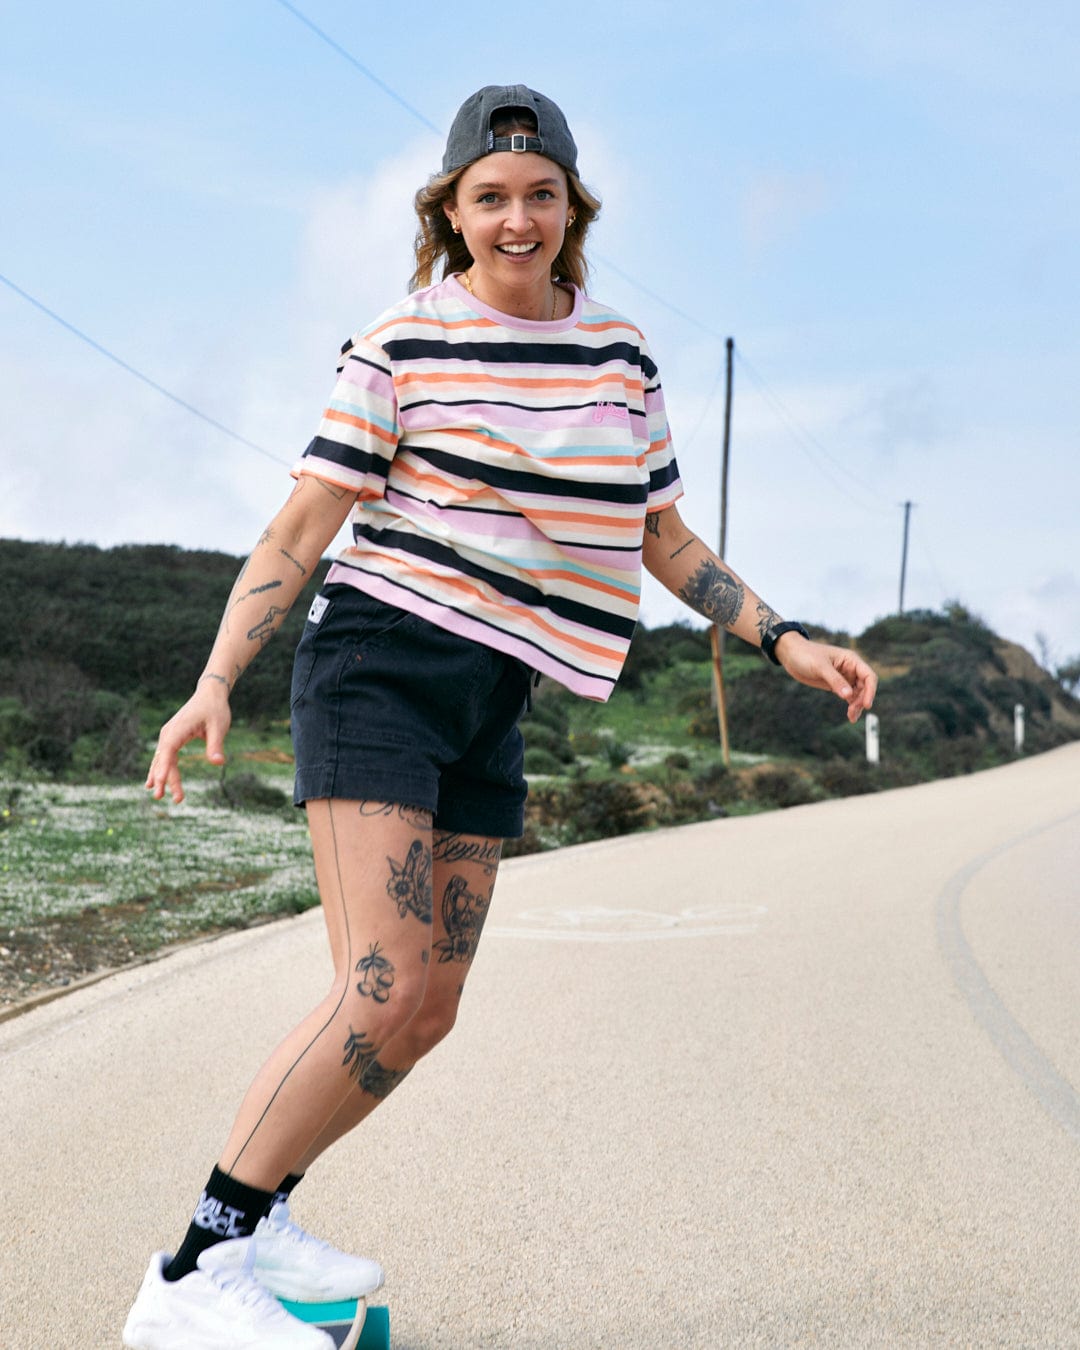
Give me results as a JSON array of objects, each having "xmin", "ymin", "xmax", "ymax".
[{"xmin": 124, "ymin": 84, "xmax": 876, "ymax": 1348}]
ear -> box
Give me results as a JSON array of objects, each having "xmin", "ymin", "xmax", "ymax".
[{"xmin": 443, "ymin": 202, "xmax": 460, "ymax": 233}]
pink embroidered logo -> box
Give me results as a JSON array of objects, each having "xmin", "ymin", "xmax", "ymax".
[{"xmin": 592, "ymin": 401, "xmax": 631, "ymax": 424}]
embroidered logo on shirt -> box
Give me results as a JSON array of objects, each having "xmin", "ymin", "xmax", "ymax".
[{"xmin": 592, "ymin": 401, "xmax": 631, "ymax": 424}]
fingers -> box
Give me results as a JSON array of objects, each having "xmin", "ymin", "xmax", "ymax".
[
  {"xmin": 781, "ymin": 642, "xmax": 877, "ymax": 722},
  {"xmin": 144, "ymin": 694, "xmax": 231, "ymax": 804}
]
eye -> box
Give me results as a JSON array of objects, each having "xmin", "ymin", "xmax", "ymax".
[
  {"xmin": 534, "ymin": 189, "xmax": 555, "ymax": 201},
  {"xmin": 476, "ymin": 192, "xmax": 500, "ymax": 205}
]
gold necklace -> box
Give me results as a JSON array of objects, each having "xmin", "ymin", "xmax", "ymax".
[{"xmin": 462, "ymin": 269, "xmax": 559, "ymax": 320}]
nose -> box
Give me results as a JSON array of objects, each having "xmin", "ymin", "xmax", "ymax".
[{"xmin": 504, "ymin": 198, "xmax": 532, "ymax": 233}]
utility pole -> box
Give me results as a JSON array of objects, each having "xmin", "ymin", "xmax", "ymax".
[
  {"xmin": 898, "ymin": 500, "xmax": 914, "ymax": 614},
  {"xmin": 710, "ymin": 338, "xmax": 734, "ymax": 766}
]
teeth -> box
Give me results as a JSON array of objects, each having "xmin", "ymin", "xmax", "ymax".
[{"xmin": 500, "ymin": 243, "xmax": 537, "ymax": 254}]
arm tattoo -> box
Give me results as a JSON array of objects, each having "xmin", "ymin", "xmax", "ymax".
[
  {"xmin": 669, "ymin": 539, "xmax": 693, "ymax": 559},
  {"xmin": 278, "ymin": 547, "xmax": 307, "ymax": 577},
  {"xmin": 199, "ymin": 672, "xmax": 231, "ymax": 692},
  {"xmin": 316, "ymin": 479, "xmax": 351, "ymax": 501},
  {"xmin": 246, "ymin": 604, "xmax": 289, "ymax": 648},
  {"xmin": 678, "ymin": 558, "xmax": 745, "ymax": 627},
  {"xmin": 644, "ymin": 512, "xmax": 661, "ymax": 538},
  {"xmin": 755, "ymin": 599, "xmax": 783, "ymax": 640}
]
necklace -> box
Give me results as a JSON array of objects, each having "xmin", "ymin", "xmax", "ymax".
[{"xmin": 462, "ymin": 269, "xmax": 559, "ymax": 321}]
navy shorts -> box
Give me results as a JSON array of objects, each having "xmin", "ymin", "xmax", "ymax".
[{"xmin": 289, "ymin": 584, "xmax": 530, "ymax": 838}]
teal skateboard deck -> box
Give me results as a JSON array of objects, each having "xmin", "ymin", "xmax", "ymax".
[{"xmin": 279, "ymin": 1296, "xmax": 390, "ymax": 1349}]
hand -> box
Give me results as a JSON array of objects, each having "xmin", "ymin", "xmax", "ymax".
[
  {"xmin": 775, "ymin": 634, "xmax": 877, "ymax": 724},
  {"xmin": 145, "ymin": 678, "xmax": 232, "ymax": 804}
]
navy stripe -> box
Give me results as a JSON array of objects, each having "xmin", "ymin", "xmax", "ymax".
[
  {"xmin": 352, "ymin": 523, "xmax": 637, "ymax": 640},
  {"xmin": 406, "ymin": 445, "xmax": 648, "ymax": 505},
  {"xmin": 383, "ymin": 337, "xmax": 647, "ymax": 370},
  {"xmin": 302, "ymin": 436, "xmax": 391, "ymax": 478},
  {"xmin": 329, "ymin": 561, "xmax": 618, "ymax": 689}
]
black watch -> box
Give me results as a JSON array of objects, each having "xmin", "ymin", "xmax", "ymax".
[{"xmin": 761, "ymin": 620, "xmax": 809, "ymax": 665}]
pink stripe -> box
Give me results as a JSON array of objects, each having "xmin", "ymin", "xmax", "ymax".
[{"xmin": 324, "ymin": 567, "xmax": 616, "ymax": 702}]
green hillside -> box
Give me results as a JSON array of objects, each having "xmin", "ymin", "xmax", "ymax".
[
  {"xmin": 1, "ymin": 538, "xmax": 1077, "ymax": 800},
  {"xmin": 2, "ymin": 538, "xmax": 1078, "ymax": 1009}
]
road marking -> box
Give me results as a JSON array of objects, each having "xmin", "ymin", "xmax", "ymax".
[
  {"xmin": 936, "ymin": 809, "xmax": 1080, "ymax": 1143},
  {"xmin": 488, "ymin": 903, "xmax": 766, "ymax": 943}
]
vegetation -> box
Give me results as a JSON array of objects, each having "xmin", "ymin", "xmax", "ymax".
[{"xmin": 2, "ymin": 540, "xmax": 1079, "ymax": 1008}]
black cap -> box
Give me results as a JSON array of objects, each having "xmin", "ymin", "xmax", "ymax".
[{"xmin": 442, "ymin": 85, "xmax": 579, "ymax": 177}]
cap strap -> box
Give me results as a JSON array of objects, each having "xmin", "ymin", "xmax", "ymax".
[{"xmin": 486, "ymin": 132, "xmax": 543, "ymax": 155}]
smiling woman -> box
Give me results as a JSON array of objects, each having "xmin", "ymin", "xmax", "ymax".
[
  {"xmin": 411, "ymin": 98, "xmax": 600, "ymax": 305},
  {"xmin": 124, "ymin": 80, "xmax": 876, "ymax": 1350}
]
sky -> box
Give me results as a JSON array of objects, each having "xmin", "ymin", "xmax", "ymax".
[{"xmin": 2, "ymin": 0, "xmax": 1079, "ymax": 667}]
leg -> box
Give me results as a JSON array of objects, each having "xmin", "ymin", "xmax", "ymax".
[
  {"xmin": 218, "ymin": 799, "xmax": 435, "ymax": 1190},
  {"xmin": 291, "ymin": 829, "xmax": 502, "ymax": 1172}
]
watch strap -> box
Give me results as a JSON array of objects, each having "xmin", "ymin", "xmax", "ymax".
[{"xmin": 761, "ymin": 620, "xmax": 809, "ymax": 665}]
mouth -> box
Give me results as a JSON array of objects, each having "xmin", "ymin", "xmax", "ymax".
[{"xmin": 497, "ymin": 242, "xmax": 541, "ymax": 257}]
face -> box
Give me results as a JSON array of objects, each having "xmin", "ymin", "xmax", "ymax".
[{"xmin": 446, "ymin": 151, "xmax": 572, "ymax": 304}]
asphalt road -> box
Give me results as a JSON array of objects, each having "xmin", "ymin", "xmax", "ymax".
[{"xmin": 2, "ymin": 744, "xmax": 1078, "ymax": 1348}]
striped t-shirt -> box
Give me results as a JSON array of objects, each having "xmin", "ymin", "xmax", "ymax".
[{"xmin": 293, "ymin": 275, "xmax": 683, "ymax": 700}]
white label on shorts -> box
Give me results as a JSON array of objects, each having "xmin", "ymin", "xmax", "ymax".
[{"xmin": 307, "ymin": 594, "xmax": 329, "ymax": 625}]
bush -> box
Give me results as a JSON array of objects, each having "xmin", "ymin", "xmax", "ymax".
[
  {"xmin": 746, "ymin": 765, "xmax": 817, "ymax": 809},
  {"xmin": 210, "ymin": 770, "xmax": 290, "ymax": 812},
  {"xmin": 523, "ymin": 746, "xmax": 565, "ymax": 777},
  {"xmin": 815, "ymin": 758, "xmax": 879, "ymax": 798}
]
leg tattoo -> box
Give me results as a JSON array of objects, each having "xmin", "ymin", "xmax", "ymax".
[
  {"xmin": 355, "ymin": 943, "xmax": 395, "ymax": 1003},
  {"xmin": 386, "ymin": 839, "xmax": 433, "ymax": 924},
  {"xmin": 433, "ymin": 874, "xmax": 494, "ymax": 964}
]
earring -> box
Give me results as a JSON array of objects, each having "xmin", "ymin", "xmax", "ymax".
[
  {"xmin": 567, "ymin": 210, "xmax": 577, "ymax": 226},
  {"xmin": 452, "ymin": 222, "xmax": 461, "ymax": 234}
]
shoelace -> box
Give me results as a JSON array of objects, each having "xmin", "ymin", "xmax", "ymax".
[
  {"xmin": 273, "ymin": 1216, "xmax": 330, "ymax": 1253},
  {"xmin": 209, "ymin": 1249, "xmax": 281, "ymax": 1312}
]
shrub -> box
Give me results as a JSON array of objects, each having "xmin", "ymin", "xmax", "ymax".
[
  {"xmin": 210, "ymin": 770, "xmax": 290, "ymax": 812},
  {"xmin": 746, "ymin": 765, "xmax": 817, "ymax": 809},
  {"xmin": 523, "ymin": 747, "xmax": 565, "ymax": 777}
]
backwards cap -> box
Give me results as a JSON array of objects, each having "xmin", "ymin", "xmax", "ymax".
[{"xmin": 442, "ymin": 84, "xmax": 579, "ymax": 177}]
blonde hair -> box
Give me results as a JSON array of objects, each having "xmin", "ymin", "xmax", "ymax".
[{"xmin": 409, "ymin": 164, "xmax": 601, "ymax": 294}]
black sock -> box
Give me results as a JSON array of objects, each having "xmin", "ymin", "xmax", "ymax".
[
  {"xmin": 272, "ymin": 1171, "xmax": 304, "ymax": 1209},
  {"xmin": 163, "ymin": 1165, "xmax": 276, "ymax": 1283}
]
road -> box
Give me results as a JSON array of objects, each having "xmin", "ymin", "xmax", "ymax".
[{"xmin": 2, "ymin": 743, "xmax": 1078, "ymax": 1347}]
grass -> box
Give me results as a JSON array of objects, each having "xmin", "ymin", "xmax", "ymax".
[{"xmin": 0, "ymin": 769, "xmax": 319, "ymax": 1010}]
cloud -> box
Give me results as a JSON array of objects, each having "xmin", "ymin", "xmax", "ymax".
[
  {"xmin": 740, "ymin": 171, "xmax": 829, "ymax": 255},
  {"xmin": 841, "ymin": 374, "xmax": 951, "ymax": 457}
]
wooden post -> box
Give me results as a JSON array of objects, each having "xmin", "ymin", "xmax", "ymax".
[{"xmin": 710, "ymin": 337, "xmax": 734, "ymax": 766}]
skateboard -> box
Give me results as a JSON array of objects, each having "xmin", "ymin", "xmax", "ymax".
[{"xmin": 279, "ymin": 1295, "xmax": 391, "ymax": 1349}]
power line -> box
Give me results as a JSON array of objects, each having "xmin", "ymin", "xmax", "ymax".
[
  {"xmin": 269, "ymin": 0, "xmax": 442, "ymax": 135},
  {"xmin": 265, "ymin": 0, "xmax": 893, "ymax": 520},
  {"xmin": 734, "ymin": 348, "xmax": 890, "ymax": 515},
  {"xmin": 0, "ymin": 272, "xmax": 289, "ymax": 467}
]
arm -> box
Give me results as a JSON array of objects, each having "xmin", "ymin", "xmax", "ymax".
[
  {"xmin": 642, "ymin": 504, "xmax": 876, "ymax": 722},
  {"xmin": 145, "ymin": 474, "xmax": 356, "ymax": 803}
]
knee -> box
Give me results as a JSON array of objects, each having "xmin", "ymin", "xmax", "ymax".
[
  {"xmin": 398, "ymin": 993, "xmax": 460, "ymax": 1060},
  {"xmin": 331, "ymin": 968, "xmax": 428, "ymax": 1047}
]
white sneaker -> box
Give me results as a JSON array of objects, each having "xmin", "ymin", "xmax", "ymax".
[
  {"xmin": 122, "ymin": 1248, "xmax": 335, "ymax": 1349},
  {"xmin": 203, "ymin": 1201, "xmax": 386, "ymax": 1303}
]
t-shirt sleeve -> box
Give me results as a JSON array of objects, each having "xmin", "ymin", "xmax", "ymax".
[
  {"xmin": 291, "ymin": 336, "xmax": 400, "ymax": 499},
  {"xmin": 639, "ymin": 337, "xmax": 683, "ymax": 512}
]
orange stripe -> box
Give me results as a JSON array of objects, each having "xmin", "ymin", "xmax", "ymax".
[
  {"xmin": 364, "ymin": 313, "xmax": 498, "ymax": 343},
  {"xmin": 390, "ymin": 459, "xmax": 645, "ymax": 499},
  {"xmin": 354, "ymin": 553, "xmax": 624, "ymax": 665},
  {"xmin": 396, "ymin": 370, "xmax": 645, "ymax": 396},
  {"xmin": 322, "ymin": 408, "xmax": 397, "ymax": 446}
]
